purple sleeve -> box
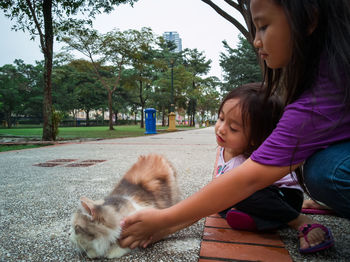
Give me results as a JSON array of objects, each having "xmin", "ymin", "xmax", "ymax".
[{"xmin": 251, "ymin": 73, "xmax": 350, "ymax": 166}]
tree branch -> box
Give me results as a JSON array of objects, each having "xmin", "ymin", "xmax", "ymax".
[
  {"xmin": 223, "ymin": 0, "xmax": 240, "ymax": 10},
  {"xmin": 112, "ymin": 56, "xmax": 124, "ymax": 93},
  {"xmin": 26, "ymin": 0, "xmax": 46, "ymax": 53},
  {"xmin": 200, "ymin": 0, "xmax": 251, "ymax": 42}
]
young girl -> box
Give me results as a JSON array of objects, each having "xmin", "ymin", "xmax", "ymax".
[
  {"xmin": 120, "ymin": 0, "xmax": 350, "ymax": 255},
  {"xmin": 214, "ymin": 84, "xmax": 332, "ymax": 251}
]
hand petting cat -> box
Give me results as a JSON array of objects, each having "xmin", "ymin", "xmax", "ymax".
[
  {"xmin": 120, "ymin": 208, "xmax": 199, "ymax": 249},
  {"xmin": 120, "ymin": 207, "xmax": 164, "ymax": 249}
]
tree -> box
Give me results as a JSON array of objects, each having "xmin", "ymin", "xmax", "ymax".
[
  {"xmin": 200, "ymin": 0, "xmax": 254, "ymax": 45},
  {"xmin": 51, "ymin": 62, "xmax": 80, "ymax": 118},
  {"xmin": 52, "ymin": 59, "xmax": 106, "ymax": 125},
  {"xmin": 0, "ymin": 63, "xmax": 26, "ymax": 128},
  {"xmin": 0, "ymin": 0, "xmax": 138, "ymax": 140},
  {"xmin": 18, "ymin": 61, "xmax": 44, "ymax": 119},
  {"xmin": 127, "ymin": 28, "xmax": 157, "ymax": 128},
  {"xmin": 0, "ymin": 60, "xmax": 45, "ymax": 127},
  {"xmin": 183, "ymin": 48, "xmax": 211, "ymax": 88},
  {"xmin": 220, "ymin": 35, "xmax": 262, "ymax": 93},
  {"xmin": 196, "ymin": 76, "xmax": 221, "ymax": 123},
  {"xmin": 62, "ymin": 28, "xmax": 142, "ymax": 130},
  {"xmin": 182, "ymin": 48, "xmax": 212, "ymax": 126}
]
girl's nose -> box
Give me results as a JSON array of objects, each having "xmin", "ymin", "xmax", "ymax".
[
  {"xmin": 253, "ymin": 35, "xmax": 262, "ymax": 49},
  {"xmin": 218, "ymin": 124, "xmax": 225, "ymax": 134}
]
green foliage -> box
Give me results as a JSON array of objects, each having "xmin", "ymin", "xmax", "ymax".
[
  {"xmin": 220, "ymin": 35, "xmax": 262, "ymax": 93},
  {"xmin": 0, "ymin": 60, "xmax": 45, "ymax": 127},
  {"xmin": 182, "ymin": 48, "xmax": 212, "ymax": 78},
  {"xmin": 0, "ymin": 0, "xmax": 139, "ymax": 40},
  {"xmin": 196, "ymin": 76, "xmax": 221, "ymax": 120},
  {"xmin": 0, "ymin": 0, "xmax": 139, "ymax": 139},
  {"xmin": 1, "ymin": 19, "xmax": 220, "ymax": 129},
  {"xmin": 0, "ymin": 61, "xmax": 28, "ymax": 127}
]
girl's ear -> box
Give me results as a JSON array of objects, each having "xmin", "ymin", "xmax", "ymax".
[{"xmin": 80, "ymin": 196, "xmax": 96, "ymax": 220}]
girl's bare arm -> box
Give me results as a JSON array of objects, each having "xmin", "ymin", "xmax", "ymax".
[{"xmin": 120, "ymin": 158, "xmax": 300, "ymax": 248}]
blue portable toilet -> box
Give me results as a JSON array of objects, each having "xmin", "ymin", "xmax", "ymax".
[{"xmin": 144, "ymin": 108, "xmax": 157, "ymax": 134}]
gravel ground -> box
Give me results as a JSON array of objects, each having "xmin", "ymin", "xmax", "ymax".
[
  {"xmin": 1, "ymin": 126, "xmax": 349, "ymax": 262},
  {"xmin": 279, "ymin": 204, "xmax": 350, "ymax": 262},
  {"xmin": 0, "ymin": 128, "xmax": 216, "ymax": 262}
]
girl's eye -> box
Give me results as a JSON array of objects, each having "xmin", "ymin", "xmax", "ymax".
[
  {"xmin": 259, "ymin": 25, "xmax": 268, "ymax": 32},
  {"xmin": 230, "ymin": 127, "xmax": 238, "ymax": 132}
]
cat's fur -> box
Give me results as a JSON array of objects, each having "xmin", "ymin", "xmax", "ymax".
[{"xmin": 70, "ymin": 154, "xmax": 180, "ymax": 259}]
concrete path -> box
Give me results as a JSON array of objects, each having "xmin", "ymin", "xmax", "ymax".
[
  {"xmin": 1, "ymin": 126, "xmax": 349, "ymax": 262},
  {"xmin": 0, "ymin": 127, "xmax": 216, "ymax": 262}
]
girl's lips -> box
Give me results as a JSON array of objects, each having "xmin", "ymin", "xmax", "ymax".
[
  {"xmin": 259, "ymin": 51, "xmax": 268, "ymax": 59},
  {"xmin": 216, "ymin": 135, "xmax": 225, "ymax": 143}
]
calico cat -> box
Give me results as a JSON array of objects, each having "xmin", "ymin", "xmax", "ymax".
[{"xmin": 70, "ymin": 154, "xmax": 180, "ymax": 259}]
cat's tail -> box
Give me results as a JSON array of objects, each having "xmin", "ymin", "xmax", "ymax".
[{"xmin": 124, "ymin": 154, "xmax": 180, "ymax": 206}]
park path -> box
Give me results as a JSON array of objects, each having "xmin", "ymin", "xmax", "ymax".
[{"xmin": 1, "ymin": 126, "xmax": 349, "ymax": 261}]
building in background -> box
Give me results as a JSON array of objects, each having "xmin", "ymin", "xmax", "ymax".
[{"xmin": 163, "ymin": 31, "xmax": 182, "ymax": 53}]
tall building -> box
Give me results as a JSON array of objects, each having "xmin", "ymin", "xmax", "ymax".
[{"xmin": 163, "ymin": 31, "xmax": 182, "ymax": 53}]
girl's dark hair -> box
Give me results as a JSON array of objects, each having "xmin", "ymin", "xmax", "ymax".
[
  {"xmin": 218, "ymin": 83, "xmax": 283, "ymax": 158},
  {"xmin": 252, "ymin": 0, "xmax": 350, "ymax": 106},
  {"xmin": 247, "ymin": 0, "xmax": 350, "ymax": 194}
]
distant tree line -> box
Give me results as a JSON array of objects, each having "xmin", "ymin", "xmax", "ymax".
[
  {"xmin": 0, "ymin": 29, "xmax": 260, "ymax": 132},
  {"xmin": 1, "ymin": 0, "xmax": 259, "ymax": 140}
]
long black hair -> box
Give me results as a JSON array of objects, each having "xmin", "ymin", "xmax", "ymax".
[
  {"xmin": 250, "ymin": 0, "xmax": 350, "ymax": 106},
  {"xmin": 248, "ymin": 0, "xmax": 350, "ymax": 194},
  {"xmin": 218, "ymin": 83, "xmax": 283, "ymax": 158}
]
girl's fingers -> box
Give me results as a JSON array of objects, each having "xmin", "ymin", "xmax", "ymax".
[
  {"xmin": 140, "ymin": 236, "xmax": 153, "ymax": 248},
  {"xmin": 119, "ymin": 236, "xmax": 134, "ymax": 248},
  {"xmin": 121, "ymin": 213, "xmax": 141, "ymax": 228},
  {"xmin": 130, "ymin": 240, "xmax": 141, "ymax": 249},
  {"xmin": 143, "ymin": 237, "xmax": 153, "ymax": 248}
]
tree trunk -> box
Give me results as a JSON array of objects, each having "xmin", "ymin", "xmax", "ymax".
[
  {"xmin": 5, "ymin": 111, "xmax": 12, "ymax": 128},
  {"xmin": 140, "ymin": 106, "xmax": 145, "ymax": 128},
  {"xmin": 72, "ymin": 110, "xmax": 77, "ymax": 127},
  {"xmin": 108, "ymin": 90, "xmax": 114, "ymax": 130},
  {"xmin": 85, "ymin": 109, "xmax": 90, "ymax": 126},
  {"xmin": 139, "ymin": 79, "xmax": 144, "ymax": 128},
  {"xmin": 101, "ymin": 109, "xmax": 104, "ymax": 125},
  {"xmin": 41, "ymin": 0, "xmax": 54, "ymax": 141},
  {"xmin": 162, "ymin": 106, "xmax": 165, "ymax": 127},
  {"xmin": 114, "ymin": 109, "xmax": 118, "ymax": 126}
]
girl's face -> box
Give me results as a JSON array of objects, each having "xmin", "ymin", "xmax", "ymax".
[
  {"xmin": 250, "ymin": 0, "xmax": 292, "ymax": 69},
  {"xmin": 215, "ymin": 99, "xmax": 250, "ymax": 157}
]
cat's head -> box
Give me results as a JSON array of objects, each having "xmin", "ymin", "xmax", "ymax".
[{"xmin": 70, "ymin": 197, "xmax": 121, "ymax": 258}]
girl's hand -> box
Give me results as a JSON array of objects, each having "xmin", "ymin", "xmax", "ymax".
[{"xmin": 119, "ymin": 208, "xmax": 165, "ymax": 249}]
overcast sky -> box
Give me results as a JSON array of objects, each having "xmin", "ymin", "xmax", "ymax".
[{"xmin": 0, "ymin": 0, "xmax": 245, "ymax": 78}]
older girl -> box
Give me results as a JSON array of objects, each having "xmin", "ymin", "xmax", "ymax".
[{"xmin": 120, "ymin": 0, "xmax": 350, "ymax": 255}]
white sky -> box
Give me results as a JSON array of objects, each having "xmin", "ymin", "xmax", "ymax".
[{"xmin": 0, "ymin": 0, "xmax": 245, "ymax": 79}]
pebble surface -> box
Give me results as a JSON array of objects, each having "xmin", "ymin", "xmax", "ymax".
[{"xmin": 1, "ymin": 127, "xmax": 350, "ymax": 262}]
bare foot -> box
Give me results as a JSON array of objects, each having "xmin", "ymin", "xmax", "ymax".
[{"xmin": 302, "ymin": 199, "xmax": 331, "ymax": 210}]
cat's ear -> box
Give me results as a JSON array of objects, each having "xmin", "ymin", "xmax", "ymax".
[{"xmin": 80, "ymin": 196, "xmax": 96, "ymax": 220}]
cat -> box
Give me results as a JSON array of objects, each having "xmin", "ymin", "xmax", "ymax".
[{"xmin": 70, "ymin": 154, "xmax": 180, "ymax": 259}]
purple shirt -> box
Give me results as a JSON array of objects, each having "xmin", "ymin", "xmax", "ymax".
[{"xmin": 252, "ymin": 60, "xmax": 350, "ymax": 166}]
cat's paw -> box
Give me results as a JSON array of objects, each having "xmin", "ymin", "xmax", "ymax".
[{"xmin": 106, "ymin": 245, "xmax": 131, "ymax": 259}]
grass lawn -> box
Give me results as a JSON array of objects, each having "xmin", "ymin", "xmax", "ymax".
[
  {"xmin": 0, "ymin": 125, "xmax": 196, "ymax": 152},
  {"xmin": 0, "ymin": 125, "xmax": 160, "ymax": 140},
  {"xmin": 0, "ymin": 144, "xmax": 51, "ymax": 152}
]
